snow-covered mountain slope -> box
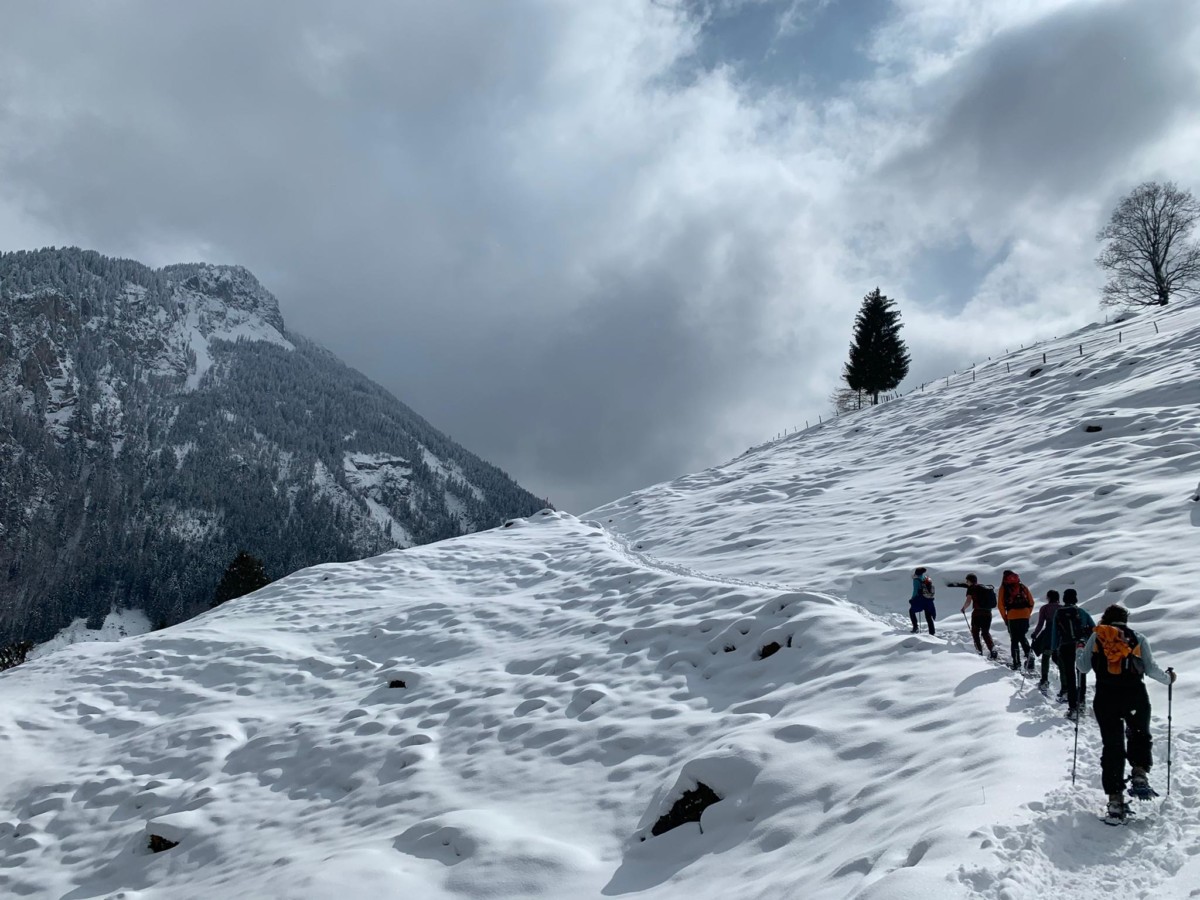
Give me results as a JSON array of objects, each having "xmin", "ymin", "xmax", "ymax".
[
  {"xmin": 2, "ymin": 300, "xmax": 1199, "ymax": 899},
  {"xmin": 0, "ymin": 248, "xmax": 547, "ymax": 643}
]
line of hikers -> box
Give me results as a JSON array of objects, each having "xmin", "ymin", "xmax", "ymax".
[{"xmin": 910, "ymin": 567, "xmax": 1178, "ymax": 822}]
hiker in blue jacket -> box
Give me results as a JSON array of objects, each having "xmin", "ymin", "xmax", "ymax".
[
  {"xmin": 1054, "ymin": 588, "xmax": 1094, "ymax": 720},
  {"xmin": 909, "ymin": 567, "xmax": 936, "ymax": 635}
]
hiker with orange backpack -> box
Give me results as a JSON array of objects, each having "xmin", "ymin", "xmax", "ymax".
[
  {"xmin": 997, "ymin": 569, "xmax": 1035, "ymax": 671},
  {"xmin": 1077, "ymin": 604, "xmax": 1176, "ymax": 823}
]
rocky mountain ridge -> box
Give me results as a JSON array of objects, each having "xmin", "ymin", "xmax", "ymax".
[{"xmin": 0, "ymin": 247, "xmax": 546, "ymax": 642}]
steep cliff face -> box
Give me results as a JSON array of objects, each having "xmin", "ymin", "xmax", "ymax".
[{"xmin": 0, "ymin": 248, "xmax": 547, "ymax": 642}]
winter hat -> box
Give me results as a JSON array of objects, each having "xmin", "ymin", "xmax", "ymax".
[
  {"xmin": 1046, "ymin": 589, "xmax": 1060, "ymax": 602},
  {"xmin": 1101, "ymin": 604, "xmax": 1130, "ymax": 625},
  {"xmin": 1063, "ymin": 589, "xmax": 1079, "ymax": 606},
  {"xmin": 914, "ymin": 567, "xmax": 927, "ymax": 577}
]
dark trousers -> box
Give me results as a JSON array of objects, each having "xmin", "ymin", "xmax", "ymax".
[
  {"xmin": 1006, "ymin": 618, "xmax": 1031, "ymax": 667},
  {"xmin": 1056, "ymin": 646, "xmax": 1083, "ymax": 709},
  {"xmin": 1039, "ymin": 651, "xmax": 1052, "ymax": 683},
  {"xmin": 1093, "ymin": 681, "xmax": 1153, "ymax": 795},
  {"xmin": 970, "ymin": 609, "xmax": 995, "ymax": 653},
  {"xmin": 910, "ymin": 609, "xmax": 935, "ymax": 634}
]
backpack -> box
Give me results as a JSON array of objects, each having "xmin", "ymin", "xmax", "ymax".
[
  {"xmin": 1004, "ymin": 584, "xmax": 1032, "ymax": 611},
  {"xmin": 1055, "ymin": 606, "xmax": 1090, "ymax": 646},
  {"xmin": 976, "ymin": 584, "xmax": 997, "ymax": 610},
  {"xmin": 1091, "ymin": 623, "xmax": 1145, "ymax": 680},
  {"xmin": 920, "ymin": 576, "xmax": 935, "ymax": 600}
]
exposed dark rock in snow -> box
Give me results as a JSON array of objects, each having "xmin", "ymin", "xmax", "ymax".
[{"xmin": 650, "ymin": 783, "xmax": 722, "ymax": 837}]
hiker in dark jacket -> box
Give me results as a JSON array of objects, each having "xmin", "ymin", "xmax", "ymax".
[
  {"xmin": 960, "ymin": 573, "xmax": 997, "ymax": 659},
  {"xmin": 1077, "ymin": 604, "xmax": 1176, "ymax": 822},
  {"xmin": 1054, "ymin": 588, "xmax": 1094, "ymax": 720},
  {"xmin": 997, "ymin": 569, "xmax": 1035, "ymax": 671},
  {"xmin": 909, "ymin": 567, "xmax": 936, "ymax": 635},
  {"xmin": 1029, "ymin": 589, "xmax": 1061, "ymax": 690}
]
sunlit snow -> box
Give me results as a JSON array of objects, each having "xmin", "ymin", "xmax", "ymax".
[{"xmin": 2, "ymin": 301, "xmax": 1199, "ymax": 899}]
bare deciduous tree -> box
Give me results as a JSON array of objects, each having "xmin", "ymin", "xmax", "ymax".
[
  {"xmin": 1096, "ymin": 181, "xmax": 1200, "ymax": 308},
  {"xmin": 830, "ymin": 375, "xmax": 862, "ymax": 415}
]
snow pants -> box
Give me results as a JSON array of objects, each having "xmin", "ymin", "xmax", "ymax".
[
  {"xmin": 1006, "ymin": 618, "xmax": 1031, "ymax": 669},
  {"xmin": 909, "ymin": 598, "xmax": 935, "ymax": 634},
  {"xmin": 1038, "ymin": 650, "xmax": 1052, "ymax": 684},
  {"xmin": 1093, "ymin": 681, "xmax": 1153, "ymax": 796},
  {"xmin": 970, "ymin": 609, "xmax": 995, "ymax": 654},
  {"xmin": 1056, "ymin": 645, "xmax": 1084, "ymax": 710}
]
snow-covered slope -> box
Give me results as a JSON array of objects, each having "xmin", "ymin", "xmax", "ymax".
[{"xmin": 2, "ymin": 300, "xmax": 1199, "ymax": 899}]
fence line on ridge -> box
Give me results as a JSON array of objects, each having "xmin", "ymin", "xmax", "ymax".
[{"xmin": 752, "ymin": 306, "xmax": 1190, "ymax": 452}]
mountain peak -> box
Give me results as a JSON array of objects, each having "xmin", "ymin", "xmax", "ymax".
[
  {"xmin": 162, "ymin": 262, "xmax": 286, "ymax": 334},
  {"xmin": 0, "ymin": 247, "xmax": 548, "ymax": 645}
]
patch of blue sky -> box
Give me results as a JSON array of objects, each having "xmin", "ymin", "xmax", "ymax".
[{"xmin": 681, "ymin": 0, "xmax": 893, "ymax": 94}]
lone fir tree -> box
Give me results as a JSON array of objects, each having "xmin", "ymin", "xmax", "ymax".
[
  {"xmin": 212, "ymin": 551, "xmax": 271, "ymax": 608},
  {"xmin": 843, "ymin": 288, "xmax": 910, "ymax": 406}
]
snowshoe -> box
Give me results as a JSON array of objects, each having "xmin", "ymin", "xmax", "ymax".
[
  {"xmin": 1128, "ymin": 769, "xmax": 1158, "ymax": 801},
  {"xmin": 1102, "ymin": 795, "xmax": 1130, "ymax": 826}
]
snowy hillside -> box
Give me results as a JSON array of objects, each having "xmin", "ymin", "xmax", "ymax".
[{"xmin": 2, "ymin": 300, "xmax": 1199, "ymax": 899}]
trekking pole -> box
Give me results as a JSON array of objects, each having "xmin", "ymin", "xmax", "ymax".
[
  {"xmin": 1072, "ymin": 671, "xmax": 1082, "ymax": 785},
  {"xmin": 1167, "ymin": 667, "xmax": 1175, "ymax": 797}
]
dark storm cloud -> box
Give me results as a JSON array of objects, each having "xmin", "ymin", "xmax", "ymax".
[
  {"xmin": 3, "ymin": 0, "xmax": 1199, "ymax": 511},
  {"xmin": 0, "ymin": 0, "xmax": 821, "ymax": 511},
  {"xmin": 883, "ymin": 0, "xmax": 1200, "ymax": 214}
]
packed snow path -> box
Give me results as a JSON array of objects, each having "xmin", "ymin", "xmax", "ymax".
[{"xmin": 604, "ymin": 515, "xmax": 1200, "ymax": 900}]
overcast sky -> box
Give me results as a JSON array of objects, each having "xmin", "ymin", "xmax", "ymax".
[{"xmin": 2, "ymin": 0, "xmax": 1199, "ymax": 511}]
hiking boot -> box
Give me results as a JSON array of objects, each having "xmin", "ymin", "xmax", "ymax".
[
  {"xmin": 928, "ymin": 626, "xmax": 936, "ymax": 635},
  {"xmin": 911, "ymin": 626, "xmax": 919, "ymax": 634},
  {"xmin": 1065, "ymin": 707, "xmax": 1078, "ymax": 722},
  {"xmin": 1038, "ymin": 679, "xmax": 1049, "ymax": 689},
  {"xmin": 1024, "ymin": 656, "xmax": 1036, "ymax": 672},
  {"xmin": 1131, "ymin": 768, "xmax": 1150, "ymax": 791},
  {"xmin": 1055, "ymin": 691, "xmax": 1066, "ymax": 703},
  {"xmin": 988, "ymin": 648, "xmax": 998, "ymax": 661}
]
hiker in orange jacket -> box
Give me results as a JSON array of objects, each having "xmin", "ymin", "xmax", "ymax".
[{"xmin": 997, "ymin": 569, "xmax": 1035, "ymax": 672}]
